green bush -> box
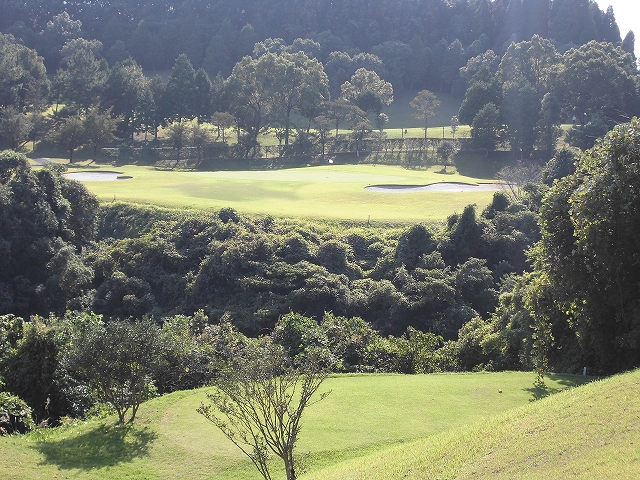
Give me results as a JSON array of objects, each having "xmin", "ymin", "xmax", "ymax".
[{"xmin": 0, "ymin": 390, "xmax": 35, "ymax": 434}]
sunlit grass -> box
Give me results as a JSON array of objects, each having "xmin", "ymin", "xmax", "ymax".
[
  {"xmin": 303, "ymin": 370, "xmax": 640, "ymax": 480},
  {"xmin": 0, "ymin": 372, "xmax": 591, "ymax": 480},
  {"xmin": 61, "ymin": 163, "xmax": 502, "ymax": 223}
]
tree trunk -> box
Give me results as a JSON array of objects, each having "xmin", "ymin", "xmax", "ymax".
[
  {"xmin": 284, "ymin": 449, "xmax": 296, "ymax": 480},
  {"xmin": 174, "ymin": 147, "xmax": 181, "ymax": 168}
]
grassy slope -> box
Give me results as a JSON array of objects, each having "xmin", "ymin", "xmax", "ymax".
[
  {"xmin": 61, "ymin": 163, "xmax": 501, "ymax": 223},
  {"xmin": 0, "ymin": 372, "xmax": 591, "ymax": 480},
  {"xmin": 303, "ymin": 369, "xmax": 640, "ymax": 480}
]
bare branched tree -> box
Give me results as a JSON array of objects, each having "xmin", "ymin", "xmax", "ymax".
[
  {"xmin": 497, "ymin": 160, "xmax": 542, "ymax": 201},
  {"xmin": 198, "ymin": 337, "xmax": 330, "ymax": 480}
]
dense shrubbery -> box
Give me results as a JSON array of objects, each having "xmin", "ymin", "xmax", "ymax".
[
  {"xmin": 0, "ymin": 151, "xmax": 99, "ymax": 318},
  {"xmin": 82, "ymin": 188, "xmax": 541, "ymax": 338}
]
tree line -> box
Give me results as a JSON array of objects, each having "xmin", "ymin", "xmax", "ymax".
[
  {"xmin": 1, "ymin": 26, "xmax": 639, "ymax": 161},
  {"xmin": 0, "ymin": 0, "xmax": 630, "ymax": 79}
]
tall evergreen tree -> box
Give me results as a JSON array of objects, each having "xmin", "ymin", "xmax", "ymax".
[{"xmin": 163, "ymin": 54, "xmax": 198, "ymax": 122}]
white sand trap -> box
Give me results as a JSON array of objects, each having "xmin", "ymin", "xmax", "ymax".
[
  {"xmin": 365, "ymin": 182, "xmax": 507, "ymax": 193},
  {"xmin": 64, "ymin": 171, "xmax": 131, "ymax": 181}
]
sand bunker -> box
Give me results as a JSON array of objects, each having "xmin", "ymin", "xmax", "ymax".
[
  {"xmin": 64, "ymin": 171, "xmax": 131, "ymax": 181},
  {"xmin": 365, "ymin": 182, "xmax": 507, "ymax": 193}
]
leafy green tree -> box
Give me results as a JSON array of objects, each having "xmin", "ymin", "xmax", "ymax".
[
  {"xmin": 0, "ymin": 33, "xmax": 50, "ymax": 111},
  {"xmin": 272, "ymin": 312, "xmax": 326, "ymax": 359},
  {"xmin": 324, "ymin": 51, "xmax": 385, "ymax": 99},
  {"xmin": 371, "ymin": 40, "xmax": 412, "ymax": 87},
  {"xmin": 265, "ymin": 51, "xmax": 329, "ymax": 146},
  {"xmin": 106, "ymin": 40, "xmax": 130, "ymax": 66},
  {"xmin": 194, "ymin": 68, "xmax": 214, "ymax": 122},
  {"xmin": 102, "ymin": 58, "xmax": 152, "ymax": 139},
  {"xmin": 224, "ymin": 55, "xmax": 273, "ymax": 156},
  {"xmin": 63, "ymin": 318, "xmax": 164, "ymax": 424},
  {"xmin": 559, "ymin": 41, "xmax": 638, "ymax": 125},
  {"xmin": 225, "ymin": 51, "xmax": 328, "ymax": 155},
  {"xmin": 550, "ymin": 0, "xmax": 598, "ymax": 47},
  {"xmin": 0, "ymin": 152, "xmax": 98, "ymax": 317},
  {"xmin": 529, "ymin": 119, "xmax": 640, "ymax": 373},
  {"xmin": 621, "ymin": 31, "xmax": 635, "ymax": 58},
  {"xmin": 542, "ymin": 146, "xmax": 578, "ymax": 185},
  {"xmin": 312, "ymin": 114, "xmax": 333, "ymax": 157},
  {"xmin": 210, "ymin": 111, "xmax": 236, "ymax": 143},
  {"xmin": 325, "ymin": 98, "xmax": 360, "ymax": 135},
  {"xmin": 436, "ymin": 140, "xmax": 461, "ymax": 172},
  {"xmin": 163, "ymin": 54, "xmax": 198, "ymax": 122},
  {"xmin": 0, "ymin": 388, "xmax": 35, "ymax": 434},
  {"xmin": 320, "ymin": 312, "xmax": 380, "ymax": 372},
  {"xmin": 202, "ymin": 33, "xmax": 234, "ymax": 78},
  {"xmin": 198, "ymin": 336, "xmax": 330, "ymax": 480},
  {"xmin": 497, "ymin": 36, "xmax": 562, "ymax": 157},
  {"xmin": 0, "ymin": 318, "xmax": 59, "ymax": 424},
  {"xmin": 354, "ymin": 90, "xmax": 382, "ymax": 118},
  {"xmin": 458, "ymin": 66, "xmax": 502, "ymax": 126},
  {"xmin": 0, "ymin": 106, "xmax": 30, "ymax": 150},
  {"xmin": 341, "ymin": 68, "xmax": 393, "ymax": 119},
  {"xmin": 188, "ymin": 119, "xmax": 215, "ymax": 165},
  {"xmin": 166, "ymin": 119, "xmax": 191, "ymax": 166},
  {"xmin": 438, "ymin": 39, "xmax": 465, "ymax": 93},
  {"xmin": 450, "ymin": 115, "xmax": 460, "ymax": 138},
  {"xmin": 536, "ymin": 92, "xmax": 562, "ymax": 156},
  {"xmin": 389, "ymin": 327, "xmax": 444, "ymax": 374},
  {"xmin": 48, "ymin": 113, "xmax": 87, "ymax": 162},
  {"xmin": 410, "ymin": 90, "xmax": 440, "ymax": 139},
  {"xmin": 35, "ymin": 11, "xmax": 82, "ymax": 71},
  {"xmin": 501, "ymin": 81, "xmax": 539, "ymax": 157},
  {"xmin": 54, "ymin": 39, "xmax": 108, "ymax": 111},
  {"xmin": 83, "ymin": 105, "xmax": 120, "ymax": 162},
  {"xmin": 471, "ymin": 102, "xmax": 503, "ymax": 156}
]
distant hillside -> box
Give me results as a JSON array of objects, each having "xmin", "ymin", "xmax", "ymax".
[{"xmin": 0, "ymin": 0, "xmax": 624, "ymax": 83}]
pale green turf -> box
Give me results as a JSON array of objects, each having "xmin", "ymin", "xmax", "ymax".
[
  {"xmin": 303, "ymin": 370, "xmax": 640, "ymax": 480},
  {"xmin": 64, "ymin": 163, "xmax": 501, "ymax": 222},
  {"xmin": 0, "ymin": 372, "xmax": 590, "ymax": 480}
]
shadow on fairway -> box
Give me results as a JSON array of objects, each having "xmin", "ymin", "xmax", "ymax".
[
  {"xmin": 522, "ymin": 373, "xmax": 594, "ymax": 402},
  {"xmin": 37, "ymin": 422, "xmax": 157, "ymax": 470}
]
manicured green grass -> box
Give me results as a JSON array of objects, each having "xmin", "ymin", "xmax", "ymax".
[
  {"xmin": 62, "ymin": 163, "xmax": 501, "ymax": 223},
  {"xmin": 304, "ymin": 370, "xmax": 640, "ymax": 480},
  {"xmin": 0, "ymin": 372, "xmax": 591, "ymax": 480}
]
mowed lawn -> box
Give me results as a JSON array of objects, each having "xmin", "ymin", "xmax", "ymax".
[
  {"xmin": 0, "ymin": 372, "xmax": 590, "ymax": 480},
  {"xmin": 63, "ymin": 163, "xmax": 502, "ymax": 222}
]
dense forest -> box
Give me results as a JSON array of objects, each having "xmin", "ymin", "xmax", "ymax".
[
  {"xmin": 2, "ymin": 0, "xmax": 640, "ymax": 430},
  {"xmin": 0, "ymin": 0, "xmax": 637, "ymax": 161},
  {"xmin": 0, "ymin": 0, "xmax": 630, "ymax": 76}
]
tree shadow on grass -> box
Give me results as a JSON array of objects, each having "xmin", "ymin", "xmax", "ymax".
[
  {"xmin": 523, "ymin": 382, "xmax": 563, "ymax": 401},
  {"xmin": 36, "ymin": 423, "xmax": 157, "ymax": 470},
  {"xmin": 523, "ymin": 373, "xmax": 595, "ymax": 402}
]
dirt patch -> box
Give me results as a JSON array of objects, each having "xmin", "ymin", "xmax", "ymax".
[{"xmin": 365, "ymin": 182, "xmax": 507, "ymax": 193}]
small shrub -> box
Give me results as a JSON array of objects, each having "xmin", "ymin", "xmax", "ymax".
[{"xmin": 0, "ymin": 391, "xmax": 35, "ymax": 434}]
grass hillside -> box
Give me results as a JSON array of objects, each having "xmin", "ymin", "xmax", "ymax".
[
  {"xmin": 304, "ymin": 369, "xmax": 640, "ymax": 479},
  {"xmin": 0, "ymin": 372, "xmax": 594, "ymax": 480}
]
